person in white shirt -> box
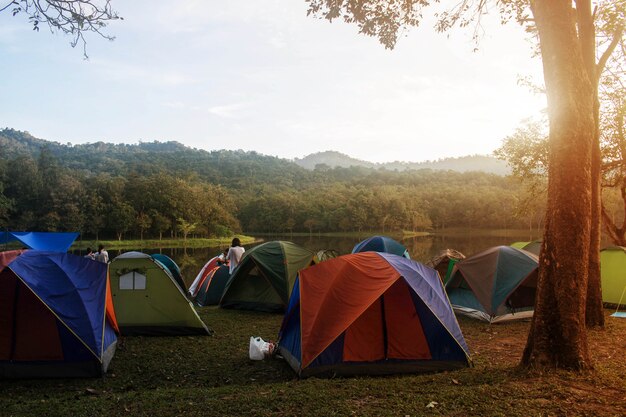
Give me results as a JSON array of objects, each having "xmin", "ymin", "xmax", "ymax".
[
  {"xmin": 227, "ymin": 237, "xmax": 245, "ymax": 274},
  {"xmin": 95, "ymin": 244, "xmax": 109, "ymax": 263}
]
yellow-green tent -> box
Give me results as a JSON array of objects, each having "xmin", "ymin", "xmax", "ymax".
[
  {"xmin": 109, "ymin": 252, "xmax": 211, "ymax": 336},
  {"xmin": 600, "ymin": 247, "xmax": 626, "ymax": 306}
]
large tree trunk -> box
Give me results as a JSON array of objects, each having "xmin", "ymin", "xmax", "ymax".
[
  {"xmin": 576, "ymin": 0, "xmax": 605, "ymax": 328},
  {"xmin": 522, "ymin": 0, "xmax": 595, "ymax": 370},
  {"xmin": 587, "ymin": 139, "xmax": 605, "ymax": 327}
]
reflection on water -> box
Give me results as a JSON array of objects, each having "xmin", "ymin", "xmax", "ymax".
[{"xmin": 105, "ymin": 231, "xmax": 539, "ymax": 288}]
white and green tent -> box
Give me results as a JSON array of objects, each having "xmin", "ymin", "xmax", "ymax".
[{"xmin": 109, "ymin": 252, "xmax": 211, "ymax": 336}]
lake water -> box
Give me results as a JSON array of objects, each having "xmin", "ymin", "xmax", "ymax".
[{"xmin": 107, "ymin": 230, "xmax": 540, "ymax": 288}]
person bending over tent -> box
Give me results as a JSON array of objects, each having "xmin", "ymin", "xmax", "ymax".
[{"xmin": 227, "ymin": 238, "xmax": 245, "ymax": 274}]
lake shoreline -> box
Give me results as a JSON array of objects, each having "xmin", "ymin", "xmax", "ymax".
[{"xmin": 71, "ymin": 235, "xmax": 259, "ymax": 251}]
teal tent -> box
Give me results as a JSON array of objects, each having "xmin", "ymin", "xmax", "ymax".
[{"xmin": 446, "ymin": 246, "xmax": 538, "ymax": 323}]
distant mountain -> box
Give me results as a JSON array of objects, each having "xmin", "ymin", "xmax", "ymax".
[
  {"xmin": 294, "ymin": 150, "xmax": 510, "ymax": 175},
  {"xmin": 0, "ymin": 128, "xmax": 509, "ymax": 179},
  {"xmin": 295, "ymin": 151, "xmax": 376, "ymax": 170}
]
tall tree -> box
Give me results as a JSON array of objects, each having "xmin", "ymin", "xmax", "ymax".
[
  {"xmin": 305, "ymin": 0, "xmax": 607, "ymax": 369},
  {"xmin": 521, "ymin": 0, "xmax": 595, "ymax": 369},
  {"xmin": 495, "ymin": 1, "xmax": 625, "ymax": 327}
]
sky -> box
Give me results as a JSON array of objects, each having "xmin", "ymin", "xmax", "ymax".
[{"xmin": 0, "ymin": 1, "xmax": 546, "ymax": 163}]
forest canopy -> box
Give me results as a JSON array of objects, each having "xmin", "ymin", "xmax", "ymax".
[{"xmin": 0, "ymin": 128, "xmax": 542, "ymax": 240}]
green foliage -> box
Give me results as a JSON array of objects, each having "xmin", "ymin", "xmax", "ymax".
[
  {"xmin": 176, "ymin": 217, "xmax": 197, "ymax": 241},
  {"xmin": 494, "ymin": 119, "xmax": 548, "ymax": 181},
  {"xmin": 0, "ymin": 128, "xmax": 540, "ymax": 238}
]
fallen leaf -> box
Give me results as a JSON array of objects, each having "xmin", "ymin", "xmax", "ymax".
[
  {"xmin": 452, "ymin": 379, "xmax": 460, "ymax": 385},
  {"xmin": 426, "ymin": 401, "xmax": 438, "ymax": 408}
]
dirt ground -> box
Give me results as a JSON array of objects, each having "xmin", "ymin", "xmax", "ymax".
[{"xmin": 458, "ymin": 311, "xmax": 626, "ymax": 416}]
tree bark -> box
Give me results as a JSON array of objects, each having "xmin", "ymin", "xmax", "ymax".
[
  {"xmin": 522, "ymin": 0, "xmax": 594, "ymax": 370},
  {"xmin": 576, "ymin": 0, "xmax": 605, "ymax": 328}
]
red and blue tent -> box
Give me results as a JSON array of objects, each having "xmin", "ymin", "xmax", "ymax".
[
  {"xmin": 194, "ymin": 265, "xmax": 230, "ymax": 306},
  {"xmin": 278, "ymin": 252, "xmax": 470, "ymax": 377},
  {"xmin": 0, "ymin": 250, "xmax": 118, "ymax": 379},
  {"xmin": 352, "ymin": 236, "xmax": 410, "ymax": 259},
  {"xmin": 189, "ymin": 255, "xmax": 222, "ymax": 297}
]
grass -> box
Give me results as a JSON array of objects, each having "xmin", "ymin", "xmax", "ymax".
[
  {"xmin": 72, "ymin": 235, "xmax": 257, "ymax": 250},
  {"xmin": 1, "ymin": 309, "xmax": 625, "ymax": 417},
  {"xmin": 249, "ymin": 231, "xmax": 431, "ymax": 238}
]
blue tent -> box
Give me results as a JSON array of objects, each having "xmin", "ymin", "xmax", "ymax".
[
  {"xmin": 0, "ymin": 251, "xmax": 118, "ymax": 378},
  {"xmin": 0, "ymin": 231, "xmax": 79, "ymax": 252},
  {"xmin": 352, "ymin": 236, "xmax": 410, "ymax": 259},
  {"xmin": 278, "ymin": 252, "xmax": 470, "ymax": 377},
  {"xmin": 151, "ymin": 253, "xmax": 186, "ymax": 291}
]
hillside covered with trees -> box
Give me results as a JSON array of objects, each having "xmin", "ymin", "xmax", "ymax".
[{"xmin": 0, "ymin": 128, "xmax": 541, "ymax": 240}]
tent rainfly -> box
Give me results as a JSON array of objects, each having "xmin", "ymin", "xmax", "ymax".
[
  {"xmin": 446, "ymin": 246, "xmax": 538, "ymax": 323},
  {"xmin": 1, "ymin": 250, "xmax": 118, "ymax": 379},
  {"xmin": 278, "ymin": 252, "xmax": 471, "ymax": 377},
  {"xmin": 0, "ymin": 231, "xmax": 79, "ymax": 252}
]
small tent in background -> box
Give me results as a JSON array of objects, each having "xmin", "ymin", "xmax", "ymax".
[
  {"xmin": 0, "ymin": 231, "xmax": 79, "ymax": 252},
  {"xmin": 278, "ymin": 252, "xmax": 470, "ymax": 377},
  {"xmin": 151, "ymin": 253, "xmax": 186, "ymax": 291},
  {"xmin": 0, "ymin": 251, "xmax": 118, "ymax": 379},
  {"xmin": 351, "ymin": 236, "xmax": 410, "ymax": 258},
  {"xmin": 189, "ymin": 255, "xmax": 222, "ymax": 297},
  {"xmin": 426, "ymin": 249, "xmax": 466, "ymax": 284},
  {"xmin": 220, "ymin": 241, "xmax": 315, "ymax": 313},
  {"xmin": 510, "ymin": 240, "xmax": 541, "ymax": 256},
  {"xmin": 194, "ymin": 265, "xmax": 230, "ymax": 306},
  {"xmin": 446, "ymin": 246, "xmax": 538, "ymax": 323},
  {"xmin": 109, "ymin": 252, "xmax": 211, "ymax": 336},
  {"xmin": 600, "ymin": 247, "xmax": 626, "ymax": 307},
  {"xmin": 313, "ymin": 249, "xmax": 339, "ymax": 263}
]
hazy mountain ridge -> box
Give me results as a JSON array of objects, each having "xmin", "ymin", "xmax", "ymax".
[
  {"xmin": 0, "ymin": 128, "xmax": 509, "ymax": 176},
  {"xmin": 294, "ymin": 150, "xmax": 510, "ymax": 175}
]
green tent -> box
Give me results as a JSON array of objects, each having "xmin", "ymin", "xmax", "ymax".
[
  {"xmin": 446, "ymin": 246, "xmax": 538, "ymax": 323},
  {"xmin": 220, "ymin": 241, "xmax": 315, "ymax": 313},
  {"xmin": 510, "ymin": 241, "xmax": 530, "ymax": 249},
  {"xmin": 109, "ymin": 252, "xmax": 211, "ymax": 336},
  {"xmin": 600, "ymin": 247, "xmax": 626, "ymax": 306},
  {"xmin": 510, "ymin": 240, "xmax": 541, "ymax": 256}
]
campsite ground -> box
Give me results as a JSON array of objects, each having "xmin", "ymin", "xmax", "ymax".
[{"xmin": 1, "ymin": 309, "xmax": 624, "ymax": 417}]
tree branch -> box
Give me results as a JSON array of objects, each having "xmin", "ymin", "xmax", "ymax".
[
  {"xmin": 5, "ymin": 0, "xmax": 120, "ymax": 58},
  {"xmin": 596, "ymin": 24, "xmax": 624, "ymax": 82}
]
